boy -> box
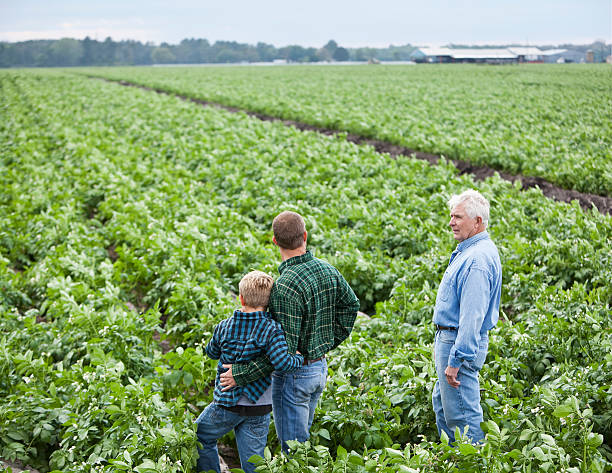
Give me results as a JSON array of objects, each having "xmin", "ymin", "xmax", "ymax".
[{"xmin": 195, "ymin": 270, "xmax": 303, "ymax": 473}]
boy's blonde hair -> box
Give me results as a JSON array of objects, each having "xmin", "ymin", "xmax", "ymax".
[{"xmin": 239, "ymin": 271, "xmax": 274, "ymax": 309}]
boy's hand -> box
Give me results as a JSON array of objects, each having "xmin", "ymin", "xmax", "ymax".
[{"xmin": 220, "ymin": 364, "xmax": 236, "ymax": 391}]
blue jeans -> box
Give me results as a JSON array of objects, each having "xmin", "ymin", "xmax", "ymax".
[
  {"xmin": 195, "ymin": 403, "xmax": 270, "ymax": 473},
  {"xmin": 432, "ymin": 329, "xmax": 488, "ymax": 444},
  {"xmin": 272, "ymin": 358, "xmax": 328, "ymax": 453}
]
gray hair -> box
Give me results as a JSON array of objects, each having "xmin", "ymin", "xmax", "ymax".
[{"xmin": 448, "ymin": 189, "xmax": 490, "ymax": 228}]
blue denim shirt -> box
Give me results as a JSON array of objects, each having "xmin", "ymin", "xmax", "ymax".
[{"xmin": 433, "ymin": 231, "xmax": 502, "ymax": 368}]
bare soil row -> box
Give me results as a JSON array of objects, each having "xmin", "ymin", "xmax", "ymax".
[{"xmin": 102, "ymin": 77, "xmax": 612, "ymax": 215}]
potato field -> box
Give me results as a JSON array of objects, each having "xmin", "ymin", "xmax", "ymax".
[{"xmin": 1, "ymin": 65, "xmax": 611, "ymax": 473}]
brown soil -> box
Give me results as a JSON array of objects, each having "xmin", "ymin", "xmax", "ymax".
[
  {"xmin": 97, "ymin": 78, "xmax": 612, "ymax": 215},
  {"xmin": 107, "ymin": 244, "xmax": 119, "ymax": 262},
  {"xmin": 152, "ymin": 331, "xmax": 173, "ymax": 354},
  {"xmin": 0, "ymin": 459, "xmax": 40, "ymax": 473},
  {"xmin": 218, "ymin": 444, "xmax": 241, "ymax": 471}
]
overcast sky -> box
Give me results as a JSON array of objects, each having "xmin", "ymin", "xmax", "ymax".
[{"xmin": 1, "ymin": 0, "xmax": 610, "ymax": 47}]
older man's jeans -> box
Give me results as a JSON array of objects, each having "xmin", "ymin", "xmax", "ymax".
[
  {"xmin": 432, "ymin": 329, "xmax": 488, "ymax": 444},
  {"xmin": 195, "ymin": 403, "xmax": 270, "ymax": 473},
  {"xmin": 272, "ymin": 358, "xmax": 328, "ymax": 453}
]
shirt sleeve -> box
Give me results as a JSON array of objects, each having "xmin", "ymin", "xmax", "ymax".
[
  {"xmin": 448, "ymin": 267, "xmax": 490, "ymax": 368},
  {"xmin": 205, "ymin": 324, "xmax": 222, "ymax": 360},
  {"xmin": 266, "ymin": 327, "xmax": 304, "ymax": 372},
  {"xmin": 232, "ymin": 353, "xmax": 275, "ymax": 386},
  {"xmin": 331, "ymin": 274, "xmax": 360, "ymax": 350}
]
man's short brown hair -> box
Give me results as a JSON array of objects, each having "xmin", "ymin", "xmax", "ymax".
[
  {"xmin": 272, "ymin": 211, "xmax": 306, "ymax": 250},
  {"xmin": 239, "ymin": 271, "xmax": 274, "ymax": 309}
]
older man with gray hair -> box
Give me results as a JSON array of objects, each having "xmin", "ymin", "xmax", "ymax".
[{"xmin": 432, "ymin": 189, "xmax": 502, "ymax": 444}]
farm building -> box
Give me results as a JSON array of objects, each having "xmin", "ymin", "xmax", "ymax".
[
  {"xmin": 409, "ymin": 47, "xmax": 455, "ymax": 63},
  {"xmin": 507, "ymin": 47, "xmax": 544, "ymax": 62},
  {"xmin": 541, "ymin": 49, "xmax": 586, "ymax": 63},
  {"xmin": 410, "ymin": 47, "xmax": 586, "ymax": 64},
  {"xmin": 411, "ymin": 47, "xmax": 518, "ymax": 64}
]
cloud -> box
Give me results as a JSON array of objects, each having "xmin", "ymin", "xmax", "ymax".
[{"xmin": 0, "ymin": 18, "xmax": 156, "ymax": 43}]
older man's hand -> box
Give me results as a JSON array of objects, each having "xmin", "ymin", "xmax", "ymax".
[
  {"xmin": 219, "ymin": 364, "xmax": 236, "ymax": 391},
  {"xmin": 444, "ymin": 366, "xmax": 460, "ymax": 388}
]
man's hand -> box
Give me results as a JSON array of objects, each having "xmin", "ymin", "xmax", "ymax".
[
  {"xmin": 444, "ymin": 366, "xmax": 460, "ymax": 388},
  {"xmin": 220, "ymin": 364, "xmax": 236, "ymax": 391}
]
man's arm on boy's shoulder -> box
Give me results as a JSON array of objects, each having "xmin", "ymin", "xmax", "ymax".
[{"xmin": 332, "ymin": 275, "xmax": 360, "ymax": 349}]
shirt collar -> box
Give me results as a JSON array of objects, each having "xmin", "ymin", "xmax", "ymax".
[
  {"xmin": 278, "ymin": 249, "xmax": 314, "ymax": 274},
  {"xmin": 233, "ymin": 309, "xmax": 270, "ymax": 319},
  {"xmin": 456, "ymin": 230, "xmax": 489, "ymax": 253}
]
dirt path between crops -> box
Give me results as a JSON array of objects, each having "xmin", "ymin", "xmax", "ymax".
[{"xmin": 97, "ymin": 77, "xmax": 612, "ymax": 215}]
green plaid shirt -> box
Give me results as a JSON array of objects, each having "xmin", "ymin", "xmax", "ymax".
[{"xmin": 232, "ymin": 250, "xmax": 360, "ymax": 386}]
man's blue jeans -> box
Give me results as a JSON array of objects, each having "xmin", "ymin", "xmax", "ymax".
[
  {"xmin": 272, "ymin": 358, "xmax": 328, "ymax": 453},
  {"xmin": 432, "ymin": 329, "xmax": 488, "ymax": 444},
  {"xmin": 195, "ymin": 403, "xmax": 270, "ymax": 473}
]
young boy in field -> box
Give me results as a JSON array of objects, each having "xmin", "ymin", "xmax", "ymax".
[{"xmin": 195, "ymin": 270, "xmax": 304, "ymax": 473}]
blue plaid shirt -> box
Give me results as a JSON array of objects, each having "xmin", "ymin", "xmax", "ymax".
[{"xmin": 206, "ymin": 310, "xmax": 304, "ymax": 406}]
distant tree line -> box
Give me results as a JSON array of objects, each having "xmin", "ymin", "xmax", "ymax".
[
  {"xmin": 0, "ymin": 36, "xmax": 608, "ymax": 68},
  {"xmin": 0, "ymin": 37, "xmax": 418, "ymax": 67}
]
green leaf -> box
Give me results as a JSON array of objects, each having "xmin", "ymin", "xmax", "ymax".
[
  {"xmin": 135, "ymin": 459, "xmax": 157, "ymax": 473},
  {"xmin": 531, "ymin": 446, "xmax": 546, "ymax": 461},
  {"xmin": 105, "ymin": 405, "xmax": 122, "ymax": 414},
  {"xmin": 385, "ymin": 448, "xmax": 403, "ymax": 458},
  {"xmin": 519, "ymin": 428, "xmax": 533, "ymax": 441},
  {"xmin": 553, "ymin": 404, "xmax": 573, "ymax": 418},
  {"xmin": 587, "ymin": 433, "xmax": 603, "ymax": 447},
  {"xmin": 398, "ymin": 467, "xmax": 420, "ymax": 473},
  {"xmin": 348, "ymin": 453, "xmax": 365, "ymax": 466},
  {"xmin": 458, "ymin": 443, "xmax": 478, "ymax": 455},
  {"xmin": 540, "ymin": 434, "xmax": 556, "ymax": 446}
]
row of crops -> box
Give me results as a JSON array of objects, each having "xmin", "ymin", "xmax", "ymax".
[
  {"xmin": 1, "ymin": 69, "xmax": 611, "ymax": 472},
  {"xmin": 79, "ymin": 64, "xmax": 612, "ymax": 197}
]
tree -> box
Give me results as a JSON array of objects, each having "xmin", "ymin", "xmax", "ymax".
[
  {"xmin": 282, "ymin": 45, "xmax": 310, "ymax": 62},
  {"xmin": 97, "ymin": 37, "xmax": 117, "ymax": 64},
  {"xmin": 333, "ymin": 47, "xmax": 349, "ymax": 61},
  {"xmin": 81, "ymin": 36, "xmax": 97, "ymax": 65},
  {"xmin": 256, "ymin": 42, "xmax": 277, "ymax": 62},
  {"xmin": 49, "ymin": 38, "xmax": 83, "ymax": 66},
  {"xmin": 323, "ymin": 40, "xmax": 338, "ymax": 55},
  {"xmin": 151, "ymin": 46, "xmax": 176, "ymax": 64}
]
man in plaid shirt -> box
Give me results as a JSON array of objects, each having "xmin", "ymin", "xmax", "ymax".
[
  {"xmin": 196, "ymin": 270, "xmax": 303, "ymax": 473},
  {"xmin": 220, "ymin": 211, "xmax": 360, "ymax": 453}
]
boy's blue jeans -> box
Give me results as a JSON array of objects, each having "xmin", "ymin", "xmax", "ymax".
[
  {"xmin": 272, "ymin": 358, "xmax": 328, "ymax": 453},
  {"xmin": 195, "ymin": 403, "xmax": 270, "ymax": 473},
  {"xmin": 432, "ymin": 329, "xmax": 488, "ymax": 444}
]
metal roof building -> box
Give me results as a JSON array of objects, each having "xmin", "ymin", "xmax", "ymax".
[
  {"xmin": 410, "ymin": 46, "xmax": 582, "ymax": 64},
  {"xmin": 410, "ymin": 47, "xmax": 518, "ymax": 64},
  {"xmin": 507, "ymin": 47, "xmax": 544, "ymax": 62}
]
